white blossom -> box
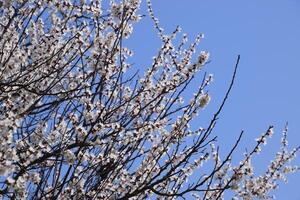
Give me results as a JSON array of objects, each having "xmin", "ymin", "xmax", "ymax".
[
  {"xmin": 0, "ymin": 1, "xmax": 297, "ymax": 199},
  {"xmin": 199, "ymin": 94, "xmax": 211, "ymax": 108}
]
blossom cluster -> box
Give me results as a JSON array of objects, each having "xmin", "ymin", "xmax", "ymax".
[{"xmin": 0, "ymin": 0, "xmax": 298, "ymax": 199}]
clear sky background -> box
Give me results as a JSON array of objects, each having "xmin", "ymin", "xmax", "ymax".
[{"xmin": 126, "ymin": 1, "xmax": 300, "ymax": 199}]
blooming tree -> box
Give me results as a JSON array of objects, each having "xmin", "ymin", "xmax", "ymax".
[{"xmin": 0, "ymin": 0, "xmax": 298, "ymax": 199}]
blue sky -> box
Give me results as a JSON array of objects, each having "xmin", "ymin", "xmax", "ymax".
[{"xmin": 126, "ymin": 0, "xmax": 300, "ymax": 199}]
